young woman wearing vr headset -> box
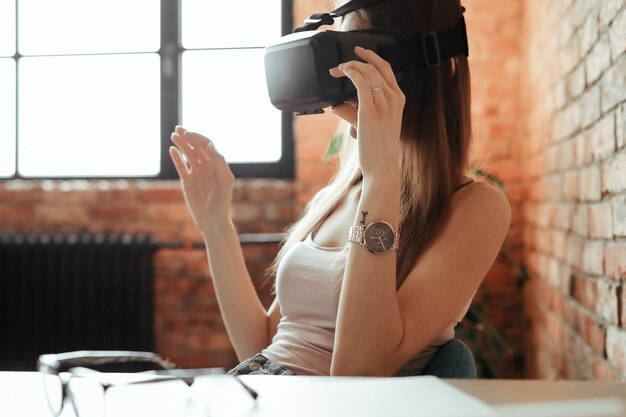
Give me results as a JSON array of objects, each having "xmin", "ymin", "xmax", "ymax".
[{"xmin": 169, "ymin": 0, "xmax": 511, "ymax": 377}]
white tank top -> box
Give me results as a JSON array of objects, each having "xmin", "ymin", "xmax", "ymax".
[{"xmin": 260, "ymin": 233, "xmax": 473, "ymax": 376}]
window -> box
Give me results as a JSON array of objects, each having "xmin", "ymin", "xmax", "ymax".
[{"xmin": 0, "ymin": 0, "xmax": 293, "ymax": 179}]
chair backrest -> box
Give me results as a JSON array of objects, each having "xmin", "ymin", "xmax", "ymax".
[{"xmin": 422, "ymin": 338, "xmax": 477, "ymax": 378}]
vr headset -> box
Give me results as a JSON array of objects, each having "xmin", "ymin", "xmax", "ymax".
[{"xmin": 264, "ymin": 0, "xmax": 469, "ymax": 115}]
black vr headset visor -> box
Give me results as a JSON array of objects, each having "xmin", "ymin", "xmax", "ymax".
[{"xmin": 264, "ymin": 0, "xmax": 469, "ymax": 115}]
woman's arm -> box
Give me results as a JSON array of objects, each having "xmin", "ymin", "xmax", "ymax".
[
  {"xmin": 329, "ymin": 48, "xmax": 511, "ymax": 376},
  {"xmin": 169, "ymin": 127, "xmax": 278, "ymax": 361},
  {"xmin": 332, "ymin": 178, "xmax": 510, "ymax": 376},
  {"xmin": 202, "ymin": 219, "xmax": 281, "ymax": 361}
]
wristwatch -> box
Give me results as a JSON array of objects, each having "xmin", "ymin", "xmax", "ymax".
[{"xmin": 348, "ymin": 220, "xmax": 400, "ymax": 254}]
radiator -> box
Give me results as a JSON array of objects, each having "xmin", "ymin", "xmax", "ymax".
[{"xmin": 0, "ymin": 233, "xmax": 157, "ymax": 371}]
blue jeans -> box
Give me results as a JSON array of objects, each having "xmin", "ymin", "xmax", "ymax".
[{"xmin": 228, "ymin": 354, "xmax": 295, "ymax": 376}]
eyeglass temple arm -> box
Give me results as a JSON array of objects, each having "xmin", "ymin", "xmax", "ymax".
[
  {"xmin": 39, "ymin": 351, "xmax": 176, "ymax": 372},
  {"xmin": 69, "ymin": 367, "xmax": 259, "ymax": 400}
]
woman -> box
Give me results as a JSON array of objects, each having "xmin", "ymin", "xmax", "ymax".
[{"xmin": 168, "ymin": 0, "xmax": 511, "ymax": 377}]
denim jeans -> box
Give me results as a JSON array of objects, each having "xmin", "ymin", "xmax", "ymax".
[{"xmin": 228, "ymin": 354, "xmax": 295, "ymax": 376}]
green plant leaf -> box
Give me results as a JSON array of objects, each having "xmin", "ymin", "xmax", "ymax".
[
  {"xmin": 470, "ymin": 167, "xmax": 505, "ymax": 192},
  {"xmin": 324, "ymin": 133, "xmax": 344, "ymax": 160}
]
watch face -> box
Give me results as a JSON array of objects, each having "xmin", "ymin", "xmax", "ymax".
[{"xmin": 363, "ymin": 221, "xmax": 395, "ymax": 254}]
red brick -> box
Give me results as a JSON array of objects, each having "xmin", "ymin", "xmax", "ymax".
[
  {"xmin": 573, "ymin": 275, "xmax": 597, "ymax": 311},
  {"xmin": 581, "ymin": 312, "xmax": 606, "ymax": 356},
  {"xmin": 622, "ymin": 287, "xmax": 626, "ymax": 327},
  {"xmin": 606, "ymin": 326, "xmax": 626, "ymax": 375},
  {"xmin": 567, "ymin": 235, "xmax": 585, "ymax": 270},
  {"xmin": 600, "ymin": 0, "xmax": 624, "ymax": 27},
  {"xmin": 579, "ymin": 12, "xmax": 599, "ymax": 56},
  {"xmin": 594, "ymin": 358, "xmax": 621, "ymax": 381},
  {"xmin": 552, "ymin": 79, "xmax": 568, "ymax": 113},
  {"xmin": 0, "ymin": 206, "xmax": 34, "ymax": 224},
  {"xmin": 609, "ymin": 7, "xmax": 626, "ymax": 60},
  {"xmin": 585, "ymin": 35, "xmax": 611, "ymax": 84},
  {"xmin": 145, "ymin": 203, "xmax": 189, "ymax": 222},
  {"xmin": 590, "ymin": 113, "xmax": 616, "ymax": 161},
  {"xmin": 0, "ymin": 187, "xmax": 44, "ymax": 204},
  {"xmin": 563, "ymin": 170, "xmax": 580, "ymax": 201},
  {"xmin": 154, "ymin": 295, "xmax": 182, "ymax": 313},
  {"xmin": 617, "ymin": 104, "xmax": 625, "ymax": 149},
  {"xmin": 596, "ymin": 280, "xmax": 619, "ymax": 325},
  {"xmin": 572, "ymin": 204, "xmax": 589, "ymax": 237},
  {"xmin": 297, "ymin": 162, "xmax": 335, "ymax": 184},
  {"xmin": 605, "ymin": 243, "xmax": 626, "ymax": 280},
  {"xmin": 579, "ymin": 165, "xmax": 602, "ymax": 201},
  {"xmin": 575, "ymin": 131, "xmax": 593, "ymax": 165},
  {"xmin": 34, "ymin": 205, "xmax": 89, "ymax": 224},
  {"xmin": 551, "ymin": 230, "xmax": 568, "ymax": 261},
  {"xmin": 583, "ymin": 240, "xmax": 605, "ymax": 275},
  {"xmin": 97, "ymin": 188, "xmax": 135, "ymax": 202},
  {"xmin": 90, "ymin": 206, "xmax": 142, "ymax": 222},
  {"xmin": 246, "ymin": 179, "xmax": 295, "ymax": 202},
  {"xmin": 603, "ymin": 151, "xmax": 626, "ymax": 194},
  {"xmin": 545, "ymin": 311, "xmax": 564, "ymax": 345},
  {"xmin": 137, "ymin": 188, "xmax": 183, "ymax": 203},
  {"xmin": 553, "ymin": 203, "xmax": 572, "ymax": 231},
  {"xmin": 568, "ymin": 0, "xmax": 594, "ymax": 31},
  {"xmin": 558, "ymin": 140, "xmax": 577, "ymax": 170},
  {"xmin": 566, "ymin": 64, "xmax": 586, "ymax": 101},
  {"xmin": 580, "ymin": 85, "xmax": 601, "ymax": 129},
  {"xmin": 230, "ymin": 202, "xmax": 262, "ymax": 223},
  {"xmin": 43, "ymin": 189, "xmax": 99, "ymax": 205},
  {"xmin": 556, "ymin": 101, "xmax": 583, "ymax": 139},
  {"xmin": 558, "ymin": 33, "xmax": 581, "ymax": 76},
  {"xmin": 154, "ymin": 250, "xmax": 187, "ymax": 277},
  {"xmin": 601, "ymin": 53, "xmax": 626, "ymax": 113},
  {"xmin": 613, "ymin": 195, "xmax": 626, "ymax": 236},
  {"xmin": 588, "ymin": 202, "xmax": 613, "ymax": 239}
]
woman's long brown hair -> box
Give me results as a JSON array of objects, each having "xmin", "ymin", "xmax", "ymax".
[{"xmin": 268, "ymin": 0, "xmax": 473, "ymax": 289}]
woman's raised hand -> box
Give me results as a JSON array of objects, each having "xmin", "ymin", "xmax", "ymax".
[
  {"xmin": 169, "ymin": 126, "xmax": 235, "ymax": 234},
  {"xmin": 329, "ymin": 46, "xmax": 405, "ymax": 178}
]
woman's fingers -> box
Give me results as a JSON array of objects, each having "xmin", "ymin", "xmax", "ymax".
[
  {"xmin": 330, "ymin": 102, "xmax": 358, "ymax": 126},
  {"xmin": 175, "ymin": 125, "xmax": 187, "ymax": 137},
  {"xmin": 185, "ymin": 131, "xmax": 223, "ymax": 160},
  {"xmin": 170, "ymin": 132, "xmax": 201, "ymax": 166},
  {"xmin": 170, "ymin": 126, "xmax": 228, "ymax": 177},
  {"xmin": 353, "ymin": 46, "xmax": 401, "ymax": 92},
  {"xmin": 171, "ymin": 132, "xmax": 194, "ymax": 157},
  {"xmin": 169, "ymin": 146, "xmax": 190, "ymax": 178}
]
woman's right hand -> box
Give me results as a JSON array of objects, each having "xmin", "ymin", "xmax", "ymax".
[{"xmin": 169, "ymin": 126, "xmax": 235, "ymax": 235}]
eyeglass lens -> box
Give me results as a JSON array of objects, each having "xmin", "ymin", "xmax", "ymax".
[
  {"xmin": 68, "ymin": 377, "xmax": 106, "ymax": 417},
  {"xmin": 41, "ymin": 372, "xmax": 63, "ymax": 416}
]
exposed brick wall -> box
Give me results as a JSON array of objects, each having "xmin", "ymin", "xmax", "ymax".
[
  {"xmin": 0, "ymin": 180, "xmax": 294, "ymax": 369},
  {"xmin": 464, "ymin": 0, "xmax": 526, "ymax": 377},
  {"xmin": 522, "ymin": 0, "xmax": 626, "ymax": 379}
]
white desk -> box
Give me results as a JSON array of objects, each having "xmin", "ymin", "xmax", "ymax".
[{"xmin": 1, "ymin": 372, "xmax": 625, "ymax": 417}]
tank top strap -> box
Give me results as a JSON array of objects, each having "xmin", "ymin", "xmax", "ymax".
[{"xmin": 454, "ymin": 177, "xmax": 474, "ymax": 192}]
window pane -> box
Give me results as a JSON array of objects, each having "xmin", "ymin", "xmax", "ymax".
[
  {"xmin": 0, "ymin": 0, "xmax": 15, "ymax": 56},
  {"xmin": 19, "ymin": 0, "xmax": 159, "ymax": 55},
  {"xmin": 182, "ymin": 50, "xmax": 282, "ymax": 163},
  {"xmin": 18, "ymin": 54, "xmax": 160, "ymax": 177},
  {"xmin": 182, "ymin": 0, "xmax": 281, "ymax": 49},
  {"xmin": 0, "ymin": 59, "xmax": 16, "ymax": 177}
]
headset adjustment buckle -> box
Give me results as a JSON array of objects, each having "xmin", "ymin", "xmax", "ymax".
[
  {"xmin": 421, "ymin": 32, "xmax": 441, "ymax": 69},
  {"xmin": 294, "ymin": 12, "xmax": 337, "ymax": 32}
]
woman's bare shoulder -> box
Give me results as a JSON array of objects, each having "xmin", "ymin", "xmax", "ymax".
[{"xmin": 452, "ymin": 179, "xmax": 511, "ymax": 230}]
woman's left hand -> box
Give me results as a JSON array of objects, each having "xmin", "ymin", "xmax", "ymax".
[{"xmin": 329, "ymin": 46, "xmax": 405, "ymax": 179}]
